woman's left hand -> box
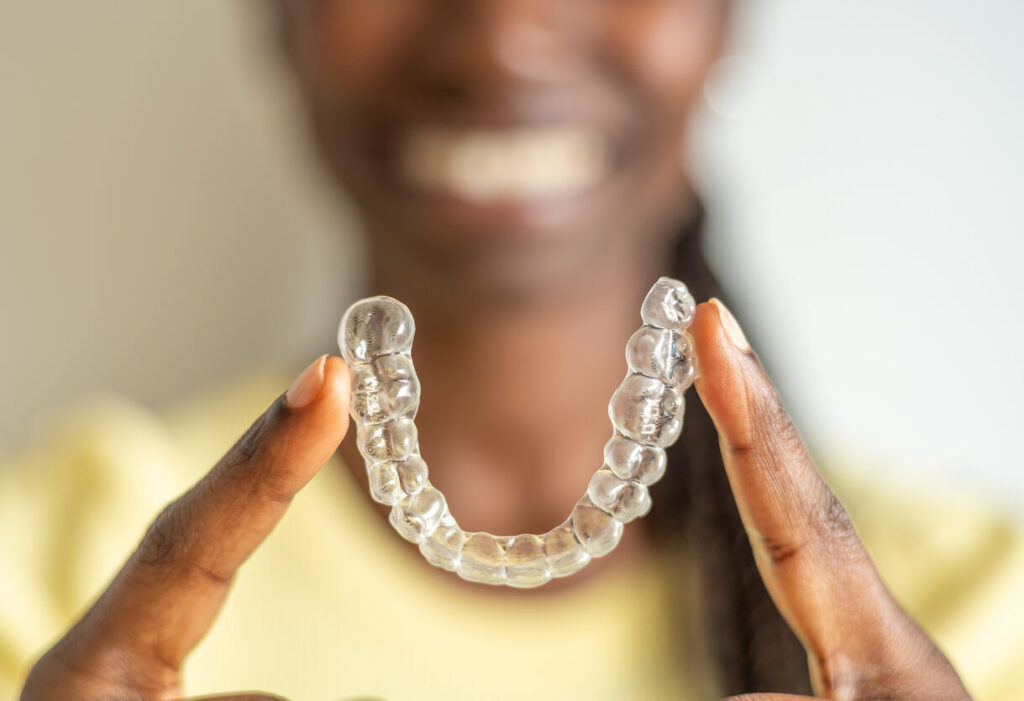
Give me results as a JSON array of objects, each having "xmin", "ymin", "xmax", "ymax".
[{"xmin": 690, "ymin": 299, "xmax": 971, "ymax": 701}]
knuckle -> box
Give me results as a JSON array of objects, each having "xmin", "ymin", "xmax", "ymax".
[
  {"xmin": 221, "ymin": 448, "xmax": 295, "ymax": 507},
  {"xmin": 812, "ymin": 650, "xmax": 864, "ymax": 699},
  {"xmin": 218, "ymin": 399, "xmax": 297, "ymax": 506},
  {"xmin": 812, "ymin": 488, "xmax": 861, "ymax": 557},
  {"xmin": 731, "ymin": 385, "xmax": 805, "ymax": 461},
  {"xmin": 813, "ymin": 609, "xmax": 971, "ymax": 700},
  {"xmin": 759, "ymin": 387, "xmax": 803, "ymax": 454},
  {"xmin": 133, "ymin": 500, "xmax": 233, "ymax": 586},
  {"xmin": 223, "ymin": 408, "xmax": 273, "ymax": 472},
  {"xmin": 759, "ymin": 531, "xmax": 806, "ymax": 565},
  {"xmin": 821, "ymin": 491, "xmax": 856, "ymax": 540},
  {"xmin": 254, "ymin": 455, "xmax": 298, "ymax": 505},
  {"xmin": 134, "ymin": 502, "xmax": 191, "ymax": 573}
]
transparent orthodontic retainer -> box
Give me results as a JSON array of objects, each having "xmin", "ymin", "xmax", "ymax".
[{"xmin": 338, "ymin": 277, "xmax": 697, "ymax": 588}]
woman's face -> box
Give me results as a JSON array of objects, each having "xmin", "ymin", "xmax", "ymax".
[{"xmin": 282, "ymin": 0, "xmax": 729, "ymax": 295}]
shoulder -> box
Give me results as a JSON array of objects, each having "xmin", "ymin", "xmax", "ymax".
[{"xmin": 831, "ymin": 466, "xmax": 1024, "ymax": 701}]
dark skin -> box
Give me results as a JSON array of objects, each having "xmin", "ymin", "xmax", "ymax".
[{"xmin": 22, "ymin": 1, "xmax": 971, "ymax": 699}]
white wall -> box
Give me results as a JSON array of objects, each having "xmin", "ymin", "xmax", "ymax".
[
  {"xmin": 694, "ymin": 0, "xmax": 1024, "ymax": 510},
  {"xmin": 1, "ymin": 2, "xmax": 1022, "ymax": 508}
]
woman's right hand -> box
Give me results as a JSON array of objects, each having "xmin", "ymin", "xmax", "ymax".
[{"xmin": 20, "ymin": 355, "xmax": 351, "ymax": 701}]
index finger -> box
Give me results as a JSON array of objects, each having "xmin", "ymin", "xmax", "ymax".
[
  {"xmin": 691, "ymin": 301, "xmax": 963, "ymax": 698},
  {"xmin": 63, "ymin": 355, "xmax": 350, "ymax": 682}
]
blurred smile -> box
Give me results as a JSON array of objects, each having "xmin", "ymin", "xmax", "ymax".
[{"xmin": 397, "ymin": 125, "xmax": 611, "ymax": 203}]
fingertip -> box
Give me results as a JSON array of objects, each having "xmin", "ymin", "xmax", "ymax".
[
  {"xmin": 691, "ymin": 301, "xmax": 753, "ymax": 434},
  {"xmin": 709, "ymin": 298, "xmax": 750, "ymax": 352},
  {"xmin": 252, "ymin": 356, "xmax": 350, "ymax": 488},
  {"xmin": 311, "ymin": 353, "xmax": 350, "ymax": 428},
  {"xmin": 285, "ymin": 355, "xmax": 349, "ymax": 411},
  {"xmin": 322, "ymin": 355, "xmax": 350, "ymax": 403},
  {"xmin": 322, "ymin": 354, "xmax": 351, "ymax": 421},
  {"xmin": 691, "ymin": 300, "xmax": 741, "ymax": 385},
  {"xmin": 282, "ymin": 355, "xmax": 350, "ymax": 449},
  {"xmin": 690, "ymin": 300, "xmax": 724, "ymax": 357},
  {"xmin": 284, "ymin": 354, "xmax": 328, "ymax": 409}
]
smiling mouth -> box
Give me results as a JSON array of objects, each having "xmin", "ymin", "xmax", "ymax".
[{"xmin": 396, "ymin": 125, "xmax": 612, "ymax": 203}]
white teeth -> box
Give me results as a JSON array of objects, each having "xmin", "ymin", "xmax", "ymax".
[{"xmin": 399, "ymin": 126, "xmax": 609, "ymax": 201}]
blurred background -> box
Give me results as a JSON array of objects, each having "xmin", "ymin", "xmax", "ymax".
[{"xmin": 2, "ymin": 1, "xmax": 1022, "ymax": 510}]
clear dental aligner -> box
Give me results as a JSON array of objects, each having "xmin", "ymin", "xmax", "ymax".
[{"xmin": 338, "ymin": 277, "xmax": 696, "ymax": 588}]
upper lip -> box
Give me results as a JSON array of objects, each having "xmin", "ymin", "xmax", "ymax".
[{"xmin": 387, "ymin": 88, "xmax": 606, "ymax": 127}]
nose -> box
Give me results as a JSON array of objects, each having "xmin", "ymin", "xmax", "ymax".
[{"xmin": 409, "ymin": 0, "xmax": 584, "ymax": 96}]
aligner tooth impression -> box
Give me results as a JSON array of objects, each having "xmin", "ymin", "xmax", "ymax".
[{"xmin": 338, "ymin": 277, "xmax": 697, "ymax": 588}]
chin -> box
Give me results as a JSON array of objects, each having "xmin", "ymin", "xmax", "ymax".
[
  {"xmin": 383, "ymin": 213, "xmax": 600, "ymax": 303},
  {"xmin": 366, "ymin": 177, "xmax": 637, "ymax": 304}
]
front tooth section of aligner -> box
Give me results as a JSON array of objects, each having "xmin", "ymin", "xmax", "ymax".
[
  {"xmin": 571, "ymin": 496, "xmax": 624, "ymax": 558},
  {"xmin": 503, "ymin": 534, "xmax": 551, "ymax": 588},
  {"xmin": 603, "ymin": 434, "xmax": 667, "ymax": 485},
  {"xmin": 608, "ymin": 374, "xmax": 684, "ymax": 447},
  {"xmin": 543, "ymin": 520, "xmax": 591, "ymax": 577},
  {"xmin": 419, "ymin": 512, "xmax": 466, "ymax": 571},
  {"xmin": 626, "ymin": 326, "xmax": 695, "ymax": 390},
  {"xmin": 366, "ymin": 454, "xmax": 428, "ymax": 505},
  {"xmin": 457, "ymin": 533, "xmax": 509, "ymax": 585},
  {"xmin": 587, "ymin": 468, "xmax": 652, "ymax": 524},
  {"xmin": 641, "ymin": 277, "xmax": 696, "ymax": 331},
  {"xmin": 338, "ymin": 296, "xmax": 415, "ymax": 365},
  {"xmin": 357, "ymin": 417, "xmax": 418, "ymax": 463},
  {"xmin": 350, "ymin": 355, "xmax": 421, "ymax": 424},
  {"xmin": 389, "ymin": 485, "xmax": 447, "ymax": 544}
]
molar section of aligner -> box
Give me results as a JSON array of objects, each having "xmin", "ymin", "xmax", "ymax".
[
  {"xmin": 350, "ymin": 355, "xmax": 421, "ymax": 425},
  {"xmin": 570, "ymin": 496, "xmax": 624, "ymax": 558},
  {"xmin": 503, "ymin": 534, "xmax": 551, "ymax": 588},
  {"xmin": 357, "ymin": 418, "xmax": 419, "ymax": 463},
  {"xmin": 367, "ymin": 462, "xmax": 403, "ymax": 505},
  {"xmin": 457, "ymin": 533, "xmax": 510, "ymax": 585},
  {"xmin": 587, "ymin": 468, "xmax": 652, "ymax": 524},
  {"xmin": 338, "ymin": 296, "xmax": 416, "ymax": 365},
  {"xmin": 626, "ymin": 326, "xmax": 696, "ymax": 390},
  {"xmin": 603, "ymin": 434, "xmax": 667, "ymax": 486},
  {"xmin": 419, "ymin": 511, "xmax": 466, "ymax": 571},
  {"xmin": 543, "ymin": 520, "xmax": 591, "ymax": 577},
  {"xmin": 640, "ymin": 277, "xmax": 696, "ymax": 332},
  {"xmin": 608, "ymin": 374, "xmax": 684, "ymax": 448},
  {"xmin": 366, "ymin": 454, "xmax": 429, "ymax": 505},
  {"xmin": 390, "ymin": 484, "xmax": 447, "ymax": 544}
]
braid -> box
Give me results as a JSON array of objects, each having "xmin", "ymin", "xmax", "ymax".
[{"xmin": 646, "ymin": 210, "xmax": 812, "ymax": 695}]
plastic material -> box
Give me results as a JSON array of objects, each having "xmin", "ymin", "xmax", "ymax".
[{"xmin": 338, "ymin": 277, "xmax": 697, "ymax": 587}]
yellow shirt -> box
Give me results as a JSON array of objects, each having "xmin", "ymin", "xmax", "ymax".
[{"xmin": 1, "ymin": 371, "xmax": 1022, "ymax": 700}]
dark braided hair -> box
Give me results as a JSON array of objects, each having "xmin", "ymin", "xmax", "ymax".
[{"xmin": 646, "ymin": 209, "xmax": 813, "ymax": 695}]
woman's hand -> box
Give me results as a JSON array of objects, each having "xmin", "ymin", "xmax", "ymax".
[
  {"xmin": 20, "ymin": 355, "xmax": 351, "ymax": 701},
  {"xmin": 690, "ymin": 300, "xmax": 971, "ymax": 701}
]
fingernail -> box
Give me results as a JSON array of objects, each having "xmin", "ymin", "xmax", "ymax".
[
  {"xmin": 709, "ymin": 298, "xmax": 750, "ymax": 352},
  {"xmin": 285, "ymin": 355, "xmax": 327, "ymax": 409}
]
